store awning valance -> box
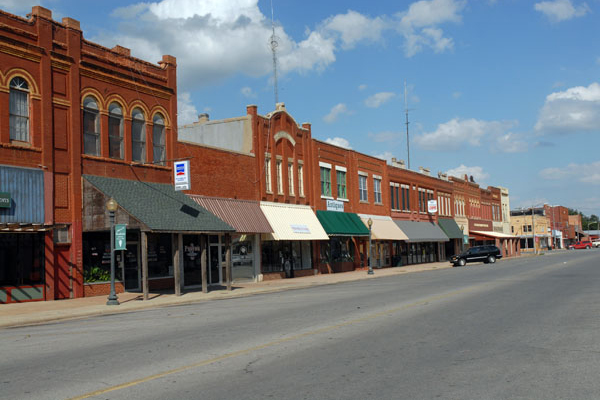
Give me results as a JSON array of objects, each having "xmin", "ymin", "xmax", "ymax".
[
  {"xmin": 394, "ymin": 220, "xmax": 449, "ymax": 242},
  {"xmin": 189, "ymin": 195, "xmax": 272, "ymax": 234},
  {"xmin": 260, "ymin": 202, "xmax": 329, "ymax": 241},
  {"xmin": 316, "ymin": 210, "xmax": 370, "ymax": 237},
  {"xmin": 472, "ymin": 230, "xmax": 517, "ymax": 239},
  {"xmin": 358, "ymin": 214, "xmax": 408, "ymax": 241},
  {"xmin": 438, "ymin": 218, "xmax": 464, "ymax": 239},
  {"xmin": 84, "ymin": 175, "xmax": 234, "ymax": 233}
]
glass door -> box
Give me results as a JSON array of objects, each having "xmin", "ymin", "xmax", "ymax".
[
  {"xmin": 123, "ymin": 243, "xmax": 140, "ymax": 291},
  {"xmin": 209, "ymin": 244, "xmax": 221, "ymax": 284}
]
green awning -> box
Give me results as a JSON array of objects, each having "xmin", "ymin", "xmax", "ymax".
[
  {"xmin": 84, "ymin": 175, "xmax": 234, "ymax": 232},
  {"xmin": 316, "ymin": 210, "xmax": 370, "ymax": 236},
  {"xmin": 438, "ymin": 218, "xmax": 464, "ymax": 239}
]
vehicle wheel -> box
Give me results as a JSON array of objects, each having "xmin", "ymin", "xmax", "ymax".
[
  {"xmin": 458, "ymin": 258, "xmax": 466, "ymax": 267},
  {"xmin": 586, "ymin": 246, "xmax": 591, "ymax": 249},
  {"xmin": 487, "ymin": 255, "xmax": 496, "ymax": 264}
]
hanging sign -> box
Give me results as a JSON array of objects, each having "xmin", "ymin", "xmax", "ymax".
[
  {"xmin": 427, "ymin": 199, "xmax": 438, "ymax": 213},
  {"xmin": 114, "ymin": 224, "xmax": 127, "ymax": 250},
  {"xmin": 174, "ymin": 160, "xmax": 191, "ymax": 191}
]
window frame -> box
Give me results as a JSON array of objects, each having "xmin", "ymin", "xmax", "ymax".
[
  {"xmin": 108, "ymin": 102, "xmax": 124, "ymax": 160},
  {"xmin": 358, "ymin": 173, "xmax": 368, "ymax": 202},
  {"xmin": 336, "ymin": 169, "xmax": 347, "ymax": 199},
  {"xmin": 152, "ymin": 113, "xmax": 166, "ymax": 165},
  {"xmin": 288, "ymin": 161, "xmax": 295, "ymax": 196},
  {"xmin": 131, "ymin": 108, "xmax": 146, "ymax": 163},
  {"xmin": 373, "ymin": 176, "xmax": 382, "ymax": 204},
  {"xmin": 82, "ymin": 96, "xmax": 100, "ymax": 156},
  {"xmin": 265, "ymin": 154, "xmax": 272, "ymax": 193},
  {"xmin": 9, "ymin": 77, "xmax": 30, "ymax": 143},
  {"xmin": 320, "ymin": 165, "xmax": 332, "ymax": 197}
]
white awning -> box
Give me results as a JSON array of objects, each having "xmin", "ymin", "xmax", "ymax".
[
  {"xmin": 260, "ymin": 202, "xmax": 329, "ymax": 241},
  {"xmin": 358, "ymin": 214, "xmax": 409, "ymax": 241},
  {"xmin": 471, "ymin": 230, "xmax": 517, "ymax": 239}
]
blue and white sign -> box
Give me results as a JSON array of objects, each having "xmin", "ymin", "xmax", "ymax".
[
  {"xmin": 290, "ymin": 224, "xmax": 311, "ymax": 234},
  {"xmin": 326, "ymin": 199, "xmax": 344, "ymax": 212},
  {"xmin": 174, "ymin": 160, "xmax": 190, "ymax": 191}
]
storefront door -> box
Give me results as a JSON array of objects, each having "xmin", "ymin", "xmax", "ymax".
[
  {"xmin": 209, "ymin": 244, "xmax": 221, "ymax": 285},
  {"xmin": 123, "ymin": 243, "xmax": 140, "ymax": 291}
]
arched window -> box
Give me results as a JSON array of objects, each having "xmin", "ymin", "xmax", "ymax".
[
  {"xmin": 108, "ymin": 103, "xmax": 123, "ymax": 159},
  {"xmin": 82, "ymin": 96, "xmax": 100, "ymax": 156},
  {"xmin": 131, "ymin": 108, "xmax": 146, "ymax": 162},
  {"xmin": 152, "ymin": 113, "xmax": 166, "ymax": 165},
  {"xmin": 9, "ymin": 77, "xmax": 30, "ymax": 142}
]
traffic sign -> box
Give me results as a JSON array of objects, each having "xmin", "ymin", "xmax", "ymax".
[{"xmin": 114, "ymin": 224, "xmax": 127, "ymax": 250}]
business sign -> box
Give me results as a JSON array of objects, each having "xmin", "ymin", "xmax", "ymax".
[
  {"xmin": 174, "ymin": 160, "xmax": 190, "ymax": 191},
  {"xmin": 463, "ymin": 235, "xmax": 469, "ymax": 245},
  {"xmin": 0, "ymin": 192, "xmax": 10, "ymax": 208},
  {"xmin": 326, "ymin": 199, "xmax": 344, "ymax": 212},
  {"xmin": 427, "ymin": 199, "xmax": 438, "ymax": 214},
  {"xmin": 290, "ymin": 224, "xmax": 311, "ymax": 234},
  {"xmin": 114, "ymin": 224, "xmax": 127, "ymax": 250}
]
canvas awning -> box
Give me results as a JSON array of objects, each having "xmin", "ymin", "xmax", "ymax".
[
  {"xmin": 260, "ymin": 202, "xmax": 329, "ymax": 241},
  {"xmin": 316, "ymin": 210, "xmax": 370, "ymax": 237},
  {"xmin": 394, "ymin": 220, "xmax": 449, "ymax": 242},
  {"xmin": 84, "ymin": 175, "xmax": 234, "ymax": 232},
  {"xmin": 472, "ymin": 230, "xmax": 517, "ymax": 239},
  {"xmin": 188, "ymin": 195, "xmax": 272, "ymax": 234},
  {"xmin": 358, "ymin": 214, "xmax": 408, "ymax": 241},
  {"xmin": 438, "ymin": 218, "xmax": 464, "ymax": 239}
]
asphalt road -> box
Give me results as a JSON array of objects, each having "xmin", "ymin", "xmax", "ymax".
[{"xmin": 1, "ymin": 250, "xmax": 599, "ymax": 400}]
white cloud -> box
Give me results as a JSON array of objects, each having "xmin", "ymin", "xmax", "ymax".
[
  {"xmin": 177, "ymin": 92, "xmax": 199, "ymax": 125},
  {"xmin": 325, "ymin": 137, "xmax": 352, "ymax": 149},
  {"xmin": 495, "ymin": 132, "xmax": 528, "ymax": 153},
  {"xmin": 414, "ymin": 118, "xmax": 514, "ymax": 150},
  {"xmin": 241, "ymin": 86, "xmax": 256, "ymax": 98},
  {"xmin": 534, "ymin": 0, "xmax": 590, "ymax": 22},
  {"xmin": 323, "ymin": 103, "xmax": 351, "ymax": 123},
  {"xmin": 539, "ymin": 161, "xmax": 600, "ymax": 184},
  {"xmin": 452, "ymin": 91, "xmax": 462, "ymax": 99},
  {"xmin": 396, "ymin": 0, "xmax": 466, "ymax": 57},
  {"xmin": 446, "ymin": 165, "xmax": 489, "ymax": 183},
  {"xmin": 322, "ymin": 10, "xmax": 386, "ymax": 50},
  {"xmin": 358, "ymin": 84, "xmax": 368, "ymax": 91},
  {"xmin": 365, "ymin": 92, "xmax": 396, "ymax": 108},
  {"xmin": 373, "ymin": 151, "xmax": 394, "ymax": 163},
  {"xmin": 535, "ymin": 82, "xmax": 600, "ymax": 134}
]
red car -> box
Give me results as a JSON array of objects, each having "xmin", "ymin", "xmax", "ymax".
[{"xmin": 568, "ymin": 241, "xmax": 593, "ymax": 249}]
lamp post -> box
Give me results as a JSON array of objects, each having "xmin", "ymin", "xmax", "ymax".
[
  {"xmin": 367, "ymin": 218, "xmax": 374, "ymax": 275},
  {"xmin": 460, "ymin": 225, "xmax": 465, "ymax": 253},
  {"xmin": 106, "ymin": 197, "xmax": 120, "ymax": 306}
]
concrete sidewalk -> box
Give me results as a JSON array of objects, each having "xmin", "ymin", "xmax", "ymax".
[{"xmin": 0, "ymin": 262, "xmax": 457, "ymax": 329}]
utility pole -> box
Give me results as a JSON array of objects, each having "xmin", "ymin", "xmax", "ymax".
[
  {"xmin": 532, "ymin": 206, "xmax": 536, "ymax": 255},
  {"xmin": 404, "ymin": 81, "xmax": 410, "ymax": 170},
  {"xmin": 270, "ymin": 0, "xmax": 279, "ymax": 107}
]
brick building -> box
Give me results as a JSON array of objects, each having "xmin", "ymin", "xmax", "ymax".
[
  {"xmin": 0, "ymin": 6, "xmax": 234, "ymax": 303},
  {"xmin": 544, "ymin": 204, "xmax": 570, "ymax": 249}
]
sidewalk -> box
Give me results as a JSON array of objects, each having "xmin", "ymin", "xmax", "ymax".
[{"xmin": 0, "ymin": 262, "xmax": 456, "ymax": 329}]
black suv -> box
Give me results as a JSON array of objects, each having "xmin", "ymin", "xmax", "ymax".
[{"xmin": 451, "ymin": 245, "xmax": 502, "ymax": 267}]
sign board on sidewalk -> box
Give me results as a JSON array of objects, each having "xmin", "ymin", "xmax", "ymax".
[
  {"xmin": 428, "ymin": 199, "xmax": 438, "ymax": 214},
  {"xmin": 174, "ymin": 160, "xmax": 190, "ymax": 191},
  {"xmin": 114, "ymin": 224, "xmax": 127, "ymax": 250}
]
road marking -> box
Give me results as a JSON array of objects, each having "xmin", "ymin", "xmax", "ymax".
[{"xmin": 67, "ymin": 287, "xmax": 475, "ymax": 400}]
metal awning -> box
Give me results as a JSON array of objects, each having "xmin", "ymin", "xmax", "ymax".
[
  {"xmin": 358, "ymin": 214, "xmax": 408, "ymax": 241},
  {"xmin": 188, "ymin": 195, "xmax": 272, "ymax": 234},
  {"xmin": 438, "ymin": 218, "xmax": 464, "ymax": 239},
  {"xmin": 84, "ymin": 175, "xmax": 234, "ymax": 233},
  {"xmin": 316, "ymin": 210, "xmax": 370, "ymax": 237},
  {"xmin": 394, "ymin": 220, "xmax": 449, "ymax": 242},
  {"xmin": 260, "ymin": 202, "xmax": 329, "ymax": 241}
]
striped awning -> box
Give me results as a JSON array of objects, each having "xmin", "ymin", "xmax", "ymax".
[
  {"xmin": 188, "ymin": 195, "xmax": 272, "ymax": 234},
  {"xmin": 358, "ymin": 214, "xmax": 408, "ymax": 241}
]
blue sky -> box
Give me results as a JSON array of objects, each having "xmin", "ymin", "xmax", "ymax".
[{"xmin": 3, "ymin": 0, "xmax": 600, "ymax": 217}]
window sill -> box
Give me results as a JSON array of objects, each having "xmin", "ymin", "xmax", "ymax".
[
  {"xmin": 1, "ymin": 142, "xmax": 41, "ymax": 152},
  {"xmin": 321, "ymin": 195, "xmax": 334, "ymax": 200},
  {"xmin": 266, "ymin": 191, "xmax": 273, "ymax": 195},
  {"xmin": 374, "ymin": 202, "xmax": 383, "ymax": 206},
  {"xmin": 359, "ymin": 200, "xmax": 369, "ymax": 204},
  {"xmin": 337, "ymin": 198, "xmax": 349, "ymax": 202}
]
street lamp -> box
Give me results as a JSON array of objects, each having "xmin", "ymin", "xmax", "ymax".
[
  {"xmin": 460, "ymin": 225, "xmax": 465, "ymax": 253},
  {"xmin": 367, "ymin": 218, "xmax": 374, "ymax": 275},
  {"xmin": 106, "ymin": 197, "xmax": 120, "ymax": 306}
]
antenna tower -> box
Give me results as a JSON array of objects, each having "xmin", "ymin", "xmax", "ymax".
[
  {"xmin": 270, "ymin": 0, "xmax": 279, "ymax": 106},
  {"xmin": 405, "ymin": 80, "xmax": 410, "ymax": 170}
]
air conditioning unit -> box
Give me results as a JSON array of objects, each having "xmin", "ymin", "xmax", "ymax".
[{"xmin": 54, "ymin": 226, "xmax": 71, "ymax": 244}]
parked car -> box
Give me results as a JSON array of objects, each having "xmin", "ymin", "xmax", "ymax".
[
  {"xmin": 568, "ymin": 241, "xmax": 593, "ymax": 249},
  {"xmin": 592, "ymin": 240, "xmax": 600, "ymax": 248},
  {"xmin": 450, "ymin": 245, "xmax": 502, "ymax": 267}
]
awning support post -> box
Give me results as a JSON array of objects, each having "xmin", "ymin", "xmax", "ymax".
[
  {"xmin": 201, "ymin": 235, "xmax": 208, "ymax": 293},
  {"xmin": 141, "ymin": 231, "xmax": 149, "ymax": 301},
  {"xmin": 225, "ymin": 233, "xmax": 232, "ymax": 291},
  {"xmin": 173, "ymin": 233, "xmax": 182, "ymax": 296}
]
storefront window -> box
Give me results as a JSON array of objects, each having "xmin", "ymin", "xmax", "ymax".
[
  {"xmin": 0, "ymin": 233, "xmax": 44, "ymax": 286},
  {"xmin": 261, "ymin": 241, "xmax": 312, "ymax": 273},
  {"xmin": 82, "ymin": 232, "xmax": 122, "ymax": 283},
  {"xmin": 232, "ymin": 235, "xmax": 254, "ymax": 281},
  {"xmin": 330, "ymin": 237, "xmax": 354, "ymax": 263},
  {"xmin": 147, "ymin": 233, "xmax": 172, "ymax": 278}
]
